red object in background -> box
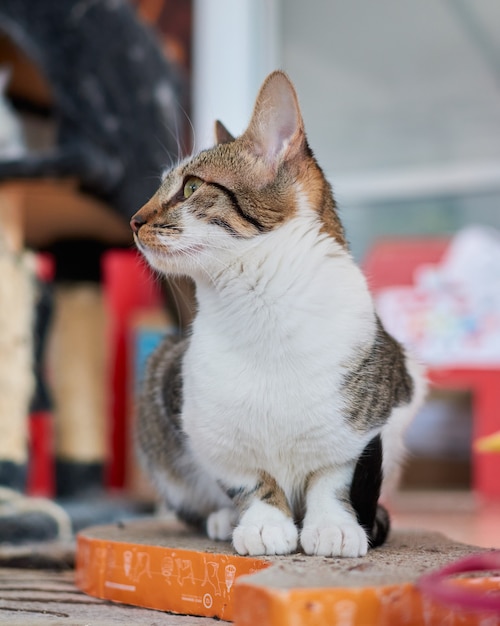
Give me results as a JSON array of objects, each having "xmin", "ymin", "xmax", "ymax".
[
  {"xmin": 26, "ymin": 254, "xmax": 55, "ymax": 497},
  {"xmin": 363, "ymin": 237, "xmax": 449, "ymax": 292},
  {"xmin": 364, "ymin": 237, "xmax": 500, "ymax": 499},
  {"xmin": 35, "ymin": 253, "xmax": 55, "ymax": 284},
  {"xmin": 103, "ymin": 250, "xmax": 164, "ymax": 489},
  {"xmin": 27, "ymin": 411, "xmax": 55, "ymax": 496}
]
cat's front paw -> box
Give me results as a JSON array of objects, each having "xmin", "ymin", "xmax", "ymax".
[
  {"xmin": 301, "ymin": 520, "xmax": 368, "ymax": 557},
  {"xmin": 207, "ymin": 507, "xmax": 237, "ymax": 541},
  {"xmin": 233, "ymin": 519, "xmax": 298, "ymax": 556},
  {"xmin": 232, "ymin": 506, "xmax": 298, "ymax": 556}
]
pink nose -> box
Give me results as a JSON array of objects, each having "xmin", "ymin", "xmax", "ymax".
[{"xmin": 130, "ymin": 215, "xmax": 146, "ymax": 233}]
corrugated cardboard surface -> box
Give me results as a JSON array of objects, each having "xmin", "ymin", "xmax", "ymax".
[{"xmin": 76, "ymin": 518, "xmax": 500, "ymax": 625}]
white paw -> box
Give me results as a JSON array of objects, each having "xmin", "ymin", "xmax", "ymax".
[
  {"xmin": 207, "ymin": 508, "xmax": 237, "ymax": 541},
  {"xmin": 301, "ymin": 520, "xmax": 368, "ymax": 557},
  {"xmin": 232, "ymin": 516, "xmax": 298, "ymax": 556}
]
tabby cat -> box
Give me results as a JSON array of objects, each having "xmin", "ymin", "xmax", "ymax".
[{"xmin": 131, "ymin": 71, "xmax": 425, "ymax": 557}]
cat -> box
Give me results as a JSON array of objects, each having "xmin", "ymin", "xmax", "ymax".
[{"xmin": 131, "ymin": 71, "xmax": 426, "ymax": 558}]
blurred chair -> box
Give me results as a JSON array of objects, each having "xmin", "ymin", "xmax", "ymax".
[{"xmin": 364, "ymin": 237, "xmax": 500, "ymax": 499}]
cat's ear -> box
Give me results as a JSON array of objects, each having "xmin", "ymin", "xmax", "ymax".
[
  {"xmin": 243, "ymin": 71, "xmax": 305, "ymax": 168},
  {"xmin": 214, "ymin": 120, "xmax": 235, "ymax": 145}
]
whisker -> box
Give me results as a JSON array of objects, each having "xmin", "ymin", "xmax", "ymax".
[
  {"xmin": 155, "ymin": 230, "xmax": 237, "ymax": 255},
  {"xmin": 155, "ymin": 88, "xmax": 197, "ymax": 162},
  {"xmin": 171, "ymin": 92, "xmax": 197, "ymax": 156},
  {"xmin": 153, "ymin": 134, "xmax": 178, "ymax": 171}
]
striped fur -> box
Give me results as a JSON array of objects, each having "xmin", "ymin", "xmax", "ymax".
[{"xmin": 132, "ymin": 71, "xmax": 426, "ymax": 558}]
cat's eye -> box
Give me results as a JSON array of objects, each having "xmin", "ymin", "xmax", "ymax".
[{"xmin": 183, "ymin": 176, "xmax": 203, "ymax": 198}]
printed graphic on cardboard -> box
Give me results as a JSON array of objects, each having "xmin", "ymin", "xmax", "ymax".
[{"xmin": 76, "ymin": 534, "xmax": 270, "ymax": 620}]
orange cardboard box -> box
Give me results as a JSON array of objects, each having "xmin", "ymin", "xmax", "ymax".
[{"xmin": 76, "ymin": 519, "xmax": 500, "ymax": 625}]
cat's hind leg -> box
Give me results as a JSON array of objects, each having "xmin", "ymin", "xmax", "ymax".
[{"xmin": 221, "ymin": 472, "xmax": 298, "ymax": 556}]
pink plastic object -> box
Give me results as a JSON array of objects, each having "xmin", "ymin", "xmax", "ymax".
[{"xmin": 418, "ymin": 551, "xmax": 500, "ymax": 613}]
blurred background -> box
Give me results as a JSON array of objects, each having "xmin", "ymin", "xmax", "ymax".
[
  {"xmin": 193, "ymin": 0, "xmax": 500, "ymax": 260},
  {"xmin": 0, "ymin": 0, "xmax": 499, "ymax": 545}
]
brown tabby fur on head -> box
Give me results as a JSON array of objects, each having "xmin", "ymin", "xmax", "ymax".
[{"xmin": 134, "ymin": 71, "xmax": 346, "ymax": 249}]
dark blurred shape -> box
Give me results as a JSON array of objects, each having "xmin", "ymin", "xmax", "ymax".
[{"xmin": 0, "ymin": 0, "xmax": 183, "ymax": 220}]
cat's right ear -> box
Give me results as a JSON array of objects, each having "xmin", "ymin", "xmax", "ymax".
[
  {"xmin": 214, "ymin": 120, "xmax": 235, "ymax": 145},
  {"xmin": 242, "ymin": 71, "xmax": 306, "ymax": 170}
]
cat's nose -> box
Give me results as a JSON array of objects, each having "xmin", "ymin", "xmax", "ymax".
[{"xmin": 130, "ymin": 214, "xmax": 146, "ymax": 233}]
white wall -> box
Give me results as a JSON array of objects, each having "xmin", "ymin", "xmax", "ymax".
[
  {"xmin": 279, "ymin": 0, "xmax": 500, "ymax": 202},
  {"xmin": 192, "ymin": 0, "xmax": 280, "ymax": 150}
]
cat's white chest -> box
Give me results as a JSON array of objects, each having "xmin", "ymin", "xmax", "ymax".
[
  {"xmin": 181, "ymin": 243, "xmax": 376, "ymax": 489},
  {"xmin": 183, "ymin": 341, "xmax": 344, "ymax": 483}
]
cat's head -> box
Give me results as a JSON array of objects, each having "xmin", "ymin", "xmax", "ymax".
[{"xmin": 131, "ymin": 71, "xmax": 345, "ymax": 278}]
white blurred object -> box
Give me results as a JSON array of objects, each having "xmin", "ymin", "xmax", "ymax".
[
  {"xmin": 377, "ymin": 226, "xmax": 500, "ymax": 366},
  {"xmin": 0, "ymin": 66, "xmax": 27, "ymax": 159}
]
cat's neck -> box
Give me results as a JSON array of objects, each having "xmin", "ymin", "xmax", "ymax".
[{"xmin": 192, "ymin": 207, "xmax": 373, "ymax": 349}]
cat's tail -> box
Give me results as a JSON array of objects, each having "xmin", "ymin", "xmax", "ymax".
[
  {"xmin": 369, "ymin": 503, "xmax": 391, "ymax": 548},
  {"xmin": 349, "ymin": 434, "xmax": 391, "ymax": 549}
]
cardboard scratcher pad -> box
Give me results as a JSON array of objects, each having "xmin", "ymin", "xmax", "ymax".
[{"xmin": 76, "ymin": 518, "xmax": 500, "ymax": 625}]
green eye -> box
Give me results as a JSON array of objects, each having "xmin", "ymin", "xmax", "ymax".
[{"xmin": 183, "ymin": 176, "xmax": 203, "ymax": 198}]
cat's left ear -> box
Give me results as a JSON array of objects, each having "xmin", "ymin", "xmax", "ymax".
[
  {"xmin": 242, "ymin": 71, "xmax": 306, "ymax": 168},
  {"xmin": 214, "ymin": 120, "xmax": 235, "ymax": 145}
]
